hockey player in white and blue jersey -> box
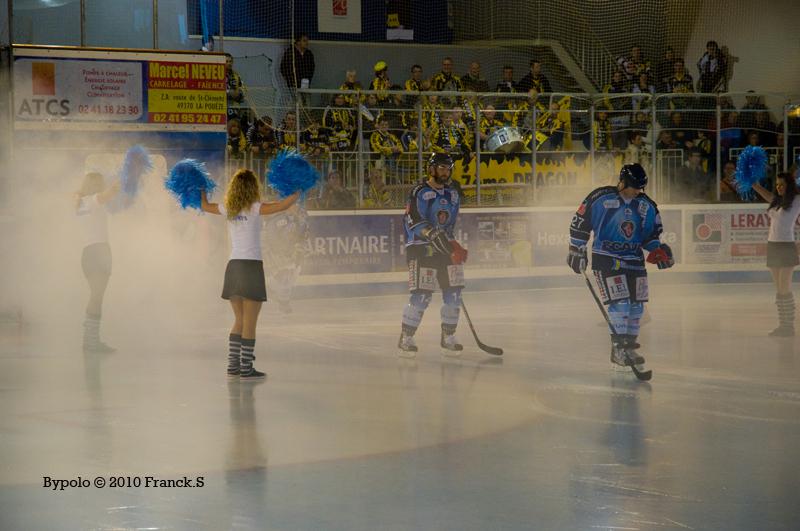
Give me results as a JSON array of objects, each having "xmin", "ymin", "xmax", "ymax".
[
  {"xmin": 398, "ymin": 152, "xmax": 469, "ymax": 358},
  {"xmin": 568, "ymin": 163, "xmax": 674, "ymax": 368}
]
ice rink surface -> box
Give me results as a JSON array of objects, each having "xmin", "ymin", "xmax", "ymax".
[{"xmin": 1, "ymin": 282, "xmax": 799, "ymax": 530}]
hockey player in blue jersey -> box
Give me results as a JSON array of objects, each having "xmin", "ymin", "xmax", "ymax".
[
  {"xmin": 568, "ymin": 163, "xmax": 674, "ymax": 368},
  {"xmin": 398, "ymin": 152, "xmax": 469, "ymax": 357}
]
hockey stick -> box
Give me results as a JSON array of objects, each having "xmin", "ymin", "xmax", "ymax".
[
  {"xmin": 581, "ymin": 271, "xmax": 652, "ymax": 381},
  {"xmin": 460, "ymin": 300, "xmax": 503, "ymax": 356}
]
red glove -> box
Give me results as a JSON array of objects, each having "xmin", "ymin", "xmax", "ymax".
[
  {"xmin": 450, "ymin": 240, "xmax": 468, "ymax": 265},
  {"xmin": 646, "ymin": 243, "xmax": 674, "ymax": 269}
]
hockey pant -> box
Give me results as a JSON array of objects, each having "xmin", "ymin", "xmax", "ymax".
[{"xmin": 593, "ymin": 268, "xmax": 648, "ymax": 338}]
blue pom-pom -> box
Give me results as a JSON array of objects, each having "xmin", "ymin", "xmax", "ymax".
[
  {"xmin": 106, "ymin": 145, "xmax": 153, "ymax": 212},
  {"xmin": 733, "ymin": 145, "xmax": 768, "ymax": 201},
  {"xmin": 121, "ymin": 145, "xmax": 153, "ymax": 196},
  {"xmin": 267, "ymin": 149, "xmax": 321, "ymax": 199},
  {"xmin": 165, "ymin": 159, "xmax": 217, "ymax": 210}
]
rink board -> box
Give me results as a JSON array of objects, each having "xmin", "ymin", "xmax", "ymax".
[{"xmin": 301, "ymin": 203, "xmax": 799, "ymax": 273}]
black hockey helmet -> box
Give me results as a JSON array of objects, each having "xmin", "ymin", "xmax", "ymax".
[
  {"xmin": 619, "ymin": 163, "xmax": 648, "ymax": 189},
  {"xmin": 427, "ymin": 152, "xmax": 454, "ymax": 170}
]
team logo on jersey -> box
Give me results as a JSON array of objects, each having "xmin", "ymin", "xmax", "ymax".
[
  {"xmin": 439, "ymin": 198, "xmax": 449, "ymax": 205},
  {"xmin": 624, "ymin": 208, "xmax": 633, "ymax": 218},
  {"xmin": 437, "ymin": 210, "xmax": 450, "ymax": 225},
  {"xmin": 620, "ymin": 220, "xmax": 635, "ymax": 239}
]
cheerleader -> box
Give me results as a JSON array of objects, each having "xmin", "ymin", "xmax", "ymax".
[
  {"xmin": 75, "ymin": 171, "xmax": 119, "ymax": 352},
  {"xmin": 752, "ymin": 172, "xmax": 800, "ymax": 336},
  {"xmin": 201, "ymin": 169, "xmax": 299, "ymax": 379}
]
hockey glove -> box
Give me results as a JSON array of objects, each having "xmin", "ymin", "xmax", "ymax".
[
  {"xmin": 567, "ymin": 243, "xmax": 587, "ymax": 274},
  {"xmin": 646, "ymin": 243, "xmax": 675, "ymax": 270},
  {"xmin": 426, "ymin": 227, "xmax": 453, "ymax": 256},
  {"xmin": 450, "ymin": 240, "xmax": 468, "ymax": 265}
]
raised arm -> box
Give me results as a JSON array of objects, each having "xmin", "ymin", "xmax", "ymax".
[
  {"xmin": 259, "ymin": 191, "xmax": 300, "ymax": 215},
  {"xmin": 201, "ymin": 190, "xmax": 221, "ymax": 215},
  {"xmin": 751, "ymin": 182, "xmax": 774, "ymax": 203},
  {"xmin": 95, "ymin": 180, "xmax": 121, "ymax": 205}
]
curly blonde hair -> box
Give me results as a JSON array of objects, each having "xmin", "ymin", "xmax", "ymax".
[{"xmin": 224, "ymin": 169, "xmax": 261, "ymax": 219}]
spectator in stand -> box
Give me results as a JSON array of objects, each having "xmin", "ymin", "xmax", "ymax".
[
  {"xmin": 318, "ymin": 169, "xmax": 356, "ymax": 209},
  {"xmin": 752, "ymin": 111, "xmax": 777, "ymax": 147},
  {"xmin": 275, "ymin": 110, "xmax": 299, "ymax": 150},
  {"xmin": 478, "ymin": 104, "xmax": 505, "ymax": 150},
  {"xmin": 280, "ymin": 33, "xmax": 315, "ymax": 104},
  {"xmin": 668, "ymin": 58, "xmax": 694, "ymax": 94},
  {"xmin": 247, "ymin": 116, "xmax": 277, "ymax": 159},
  {"xmin": 227, "ymin": 118, "xmax": 248, "ymax": 159},
  {"xmin": 718, "ymin": 95, "xmax": 737, "ymax": 111},
  {"xmin": 656, "ymin": 130, "xmax": 678, "ymax": 150},
  {"xmin": 421, "ymin": 88, "xmax": 445, "ymax": 132},
  {"xmin": 629, "ymin": 45, "xmax": 651, "ymax": 76},
  {"xmin": 370, "ymin": 115, "xmax": 404, "ymax": 163},
  {"xmin": 432, "ymin": 56, "xmax": 464, "ymax": 94},
  {"xmin": 632, "ymin": 72, "xmax": 655, "ymax": 111},
  {"xmin": 462, "ymin": 61, "xmax": 490, "ymax": 93},
  {"xmin": 369, "ymin": 61, "xmax": 392, "ymax": 104},
  {"xmin": 668, "ymin": 111, "xmax": 695, "ymax": 149},
  {"xmin": 594, "ymin": 111, "xmax": 613, "ymax": 151},
  {"xmin": 668, "ymin": 58, "xmax": 694, "ymax": 118},
  {"xmin": 339, "ymin": 69, "xmax": 362, "ymax": 106},
  {"xmin": 696, "ymin": 40, "xmax": 727, "ymax": 93},
  {"xmin": 655, "ymin": 47, "xmax": 675, "ymax": 92},
  {"xmin": 431, "ymin": 107, "xmax": 473, "ymax": 162},
  {"xmin": 720, "ymin": 160, "xmax": 739, "ymax": 202},
  {"xmin": 363, "ymin": 165, "xmax": 392, "ymax": 208},
  {"xmin": 225, "ymin": 54, "xmax": 249, "ymax": 130},
  {"xmin": 617, "ymin": 57, "xmax": 638, "ymax": 89},
  {"xmin": 401, "ymin": 120, "xmax": 420, "ymax": 153},
  {"xmin": 631, "ymin": 111, "xmax": 652, "ymax": 137},
  {"xmin": 496, "ymin": 65, "xmax": 516, "ymax": 93},
  {"xmin": 404, "ymin": 64, "xmax": 425, "ymax": 106},
  {"xmin": 746, "ymin": 130, "xmax": 761, "ymax": 148},
  {"xmin": 694, "ymin": 129, "xmax": 713, "ymax": 173},
  {"xmin": 360, "ymin": 93, "xmax": 382, "ymax": 137},
  {"xmin": 624, "ymin": 130, "xmax": 650, "ymax": 172},
  {"xmin": 323, "ymin": 93, "xmax": 356, "ymax": 152},
  {"xmin": 532, "ymin": 100, "xmax": 566, "ymax": 152},
  {"xmin": 517, "ymin": 59, "xmax": 552, "ymax": 95},
  {"xmin": 676, "ymin": 148, "xmax": 713, "ymax": 202},
  {"xmin": 459, "ymin": 94, "xmax": 479, "ymax": 132},
  {"xmin": 301, "ymin": 117, "xmax": 331, "ymax": 158}
]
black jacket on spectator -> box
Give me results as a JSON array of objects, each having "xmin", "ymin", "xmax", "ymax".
[
  {"xmin": 697, "ymin": 52, "xmax": 727, "ymax": 93},
  {"xmin": 280, "ymin": 45, "xmax": 315, "ymax": 88},
  {"xmin": 516, "ymin": 73, "xmax": 552, "ymax": 94},
  {"xmin": 462, "ymin": 73, "xmax": 489, "ymax": 93}
]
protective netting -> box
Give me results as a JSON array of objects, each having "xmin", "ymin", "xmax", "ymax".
[{"xmin": 9, "ymin": 0, "xmax": 800, "ymax": 208}]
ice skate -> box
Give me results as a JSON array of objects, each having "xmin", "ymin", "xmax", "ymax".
[
  {"xmin": 397, "ymin": 332, "xmax": 418, "ymax": 358},
  {"xmin": 768, "ymin": 325, "xmax": 795, "ymax": 337},
  {"xmin": 440, "ymin": 331, "xmax": 463, "ymax": 357}
]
